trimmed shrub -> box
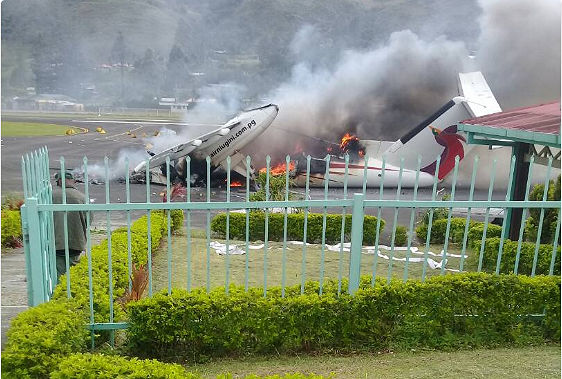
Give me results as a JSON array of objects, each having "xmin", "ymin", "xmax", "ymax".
[
  {"xmin": 1, "ymin": 209, "xmax": 22, "ymax": 248},
  {"xmin": 170, "ymin": 209, "xmax": 185, "ymax": 231},
  {"xmin": 467, "ymin": 223, "xmax": 503, "ymax": 248},
  {"xmin": 416, "ymin": 218, "xmax": 502, "ymax": 246},
  {"xmin": 472, "ymin": 237, "xmax": 561, "ymax": 275},
  {"xmin": 2, "ymin": 210, "xmax": 181, "ymax": 378},
  {"xmin": 127, "ymin": 273, "xmax": 560, "ymax": 361},
  {"xmin": 1, "ymin": 299, "xmax": 88, "ymax": 378},
  {"xmin": 50, "ymin": 353, "xmax": 328, "ymax": 379},
  {"xmin": 211, "ymin": 212, "xmax": 384, "ymax": 245},
  {"xmin": 51, "ymin": 353, "xmax": 194, "ymax": 379},
  {"xmin": 393, "ymin": 225, "xmax": 407, "ymax": 246}
]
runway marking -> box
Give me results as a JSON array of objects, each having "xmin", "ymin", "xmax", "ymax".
[{"xmin": 92, "ymin": 125, "xmax": 145, "ymax": 140}]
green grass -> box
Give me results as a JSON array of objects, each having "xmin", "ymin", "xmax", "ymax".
[
  {"xmin": 2, "ymin": 111, "xmax": 184, "ymax": 121},
  {"xmin": 187, "ymin": 345, "xmax": 561, "ymax": 378},
  {"xmin": 151, "ymin": 227, "xmax": 476, "ymax": 293},
  {"xmin": 1, "ymin": 121, "xmax": 82, "ymax": 137}
]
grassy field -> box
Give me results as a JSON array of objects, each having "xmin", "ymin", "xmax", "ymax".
[
  {"xmin": 2, "ymin": 111, "xmax": 183, "ymax": 121},
  {"xmin": 1, "ymin": 121, "xmax": 83, "ymax": 137},
  {"xmin": 188, "ymin": 345, "xmax": 561, "ymax": 378},
  {"xmin": 151, "ymin": 228, "xmax": 476, "ymax": 293}
]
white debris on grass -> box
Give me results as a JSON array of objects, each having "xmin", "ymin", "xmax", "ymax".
[
  {"xmin": 210, "ymin": 240, "xmax": 466, "ymax": 271},
  {"xmin": 211, "ymin": 241, "xmax": 265, "ymax": 255}
]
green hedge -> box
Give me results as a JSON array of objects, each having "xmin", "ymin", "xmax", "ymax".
[
  {"xmin": 415, "ymin": 218, "xmax": 502, "ymax": 246},
  {"xmin": 51, "ymin": 353, "xmax": 327, "ymax": 379},
  {"xmin": 472, "ymin": 237, "xmax": 561, "ymax": 275},
  {"xmin": 51, "ymin": 211, "xmax": 171, "ymax": 324},
  {"xmin": 1, "ymin": 299, "xmax": 88, "ymax": 378},
  {"xmin": 1, "ymin": 209, "xmax": 22, "ymax": 248},
  {"xmin": 211, "ymin": 212, "xmax": 384, "ymax": 245},
  {"xmin": 50, "ymin": 353, "xmax": 194, "ymax": 379},
  {"xmin": 2, "ymin": 210, "xmax": 183, "ymax": 378},
  {"xmin": 127, "ymin": 273, "xmax": 560, "ymax": 361},
  {"xmin": 466, "ymin": 223, "xmax": 503, "ymax": 248}
]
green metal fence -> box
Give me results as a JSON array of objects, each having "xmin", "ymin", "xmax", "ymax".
[{"xmin": 21, "ymin": 147, "xmax": 561, "ymax": 334}]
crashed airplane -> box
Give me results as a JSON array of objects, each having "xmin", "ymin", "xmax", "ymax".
[
  {"xmin": 133, "ymin": 72, "xmax": 505, "ymax": 189},
  {"xmin": 131, "ymin": 104, "xmax": 279, "ymax": 185}
]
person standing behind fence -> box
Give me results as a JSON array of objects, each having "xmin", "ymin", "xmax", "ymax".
[{"xmin": 52, "ymin": 170, "xmax": 90, "ymax": 279}]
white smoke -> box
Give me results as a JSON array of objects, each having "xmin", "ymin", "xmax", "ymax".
[
  {"xmin": 85, "ymin": 84, "xmax": 248, "ymax": 179},
  {"xmin": 183, "ymin": 83, "xmax": 246, "ymax": 125},
  {"xmin": 476, "ymin": 0, "xmax": 561, "ymax": 108},
  {"xmin": 83, "ymin": 148, "xmax": 149, "ymax": 180}
]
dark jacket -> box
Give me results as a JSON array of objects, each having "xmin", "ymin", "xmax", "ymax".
[{"xmin": 52, "ymin": 186, "xmax": 90, "ymax": 252}]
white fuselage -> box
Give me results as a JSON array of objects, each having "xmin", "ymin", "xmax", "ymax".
[
  {"xmin": 294, "ymin": 157, "xmax": 436, "ymax": 188},
  {"xmin": 133, "ymin": 104, "xmax": 278, "ymax": 174},
  {"xmin": 197, "ymin": 104, "xmax": 278, "ymax": 166}
]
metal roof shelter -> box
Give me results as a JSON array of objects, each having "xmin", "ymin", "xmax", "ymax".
[{"xmin": 458, "ymin": 100, "xmax": 561, "ymax": 240}]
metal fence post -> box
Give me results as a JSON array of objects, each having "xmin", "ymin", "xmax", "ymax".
[
  {"xmin": 24, "ymin": 198, "xmax": 48, "ymax": 306},
  {"xmin": 20, "ymin": 205, "xmax": 34, "ymax": 305},
  {"xmin": 348, "ymin": 193, "xmax": 365, "ymax": 295}
]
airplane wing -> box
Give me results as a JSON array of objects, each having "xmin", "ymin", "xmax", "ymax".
[{"xmin": 134, "ymin": 122, "xmax": 240, "ymax": 172}]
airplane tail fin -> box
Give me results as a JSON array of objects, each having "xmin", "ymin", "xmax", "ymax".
[{"xmin": 378, "ymin": 71, "xmax": 501, "ymax": 180}]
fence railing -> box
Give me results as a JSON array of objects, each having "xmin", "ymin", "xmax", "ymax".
[{"xmin": 21, "ymin": 147, "xmax": 561, "ymax": 335}]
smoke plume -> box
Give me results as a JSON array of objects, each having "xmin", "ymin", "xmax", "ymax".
[
  {"xmin": 253, "ymin": 0, "xmax": 560, "ymax": 162},
  {"xmin": 476, "ymin": 0, "xmax": 561, "ymax": 108},
  {"xmin": 255, "ymin": 29, "xmax": 468, "ymax": 160}
]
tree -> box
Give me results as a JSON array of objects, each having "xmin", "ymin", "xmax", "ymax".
[
  {"xmin": 110, "ymin": 31, "xmax": 128, "ymax": 104},
  {"xmin": 30, "ymin": 34, "xmax": 60, "ymax": 93},
  {"xmin": 129, "ymin": 48, "xmax": 164, "ymax": 106},
  {"xmin": 164, "ymin": 45, "xmax": 189, "ymax": 96}
]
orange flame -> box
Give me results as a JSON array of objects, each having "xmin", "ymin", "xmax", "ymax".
[
  {"xmin": 230, "ymin": 181, "xmax": 243, "ymax": 187},
  {"xmin": 340, "ymin": 133, "xmax": 358, "ymax": 151},
  {"xmin": 259, "ymin": 161, "xmax": 296, "ymax": 176},
  {"xmin": 340, "ymin": 133, "xmax": 365, "ymax": 157}
]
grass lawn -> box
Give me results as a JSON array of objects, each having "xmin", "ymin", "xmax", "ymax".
[
  {"xmin": 1, "ymin": 121, "xmax": 82, "ymax": 137},
  {"xmin": 188, "ymin": 345, "xmax": 561, "ymax": 378},
  {"xmin": 151, "ymin": 227, "xmax": 477, "ymax": 293},
  {"xmin": 2, "ymin": 111, "xmax": 183, "ymax": 121}
]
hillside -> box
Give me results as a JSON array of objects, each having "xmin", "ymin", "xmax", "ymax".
[{"xmin": 2, "ymin": 0, "xmax": 481, "ymax": 105}]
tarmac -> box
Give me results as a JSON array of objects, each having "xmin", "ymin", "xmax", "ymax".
[{"xmin": 1, "ymin": 247, "xmax": 27, "ymax": 349}]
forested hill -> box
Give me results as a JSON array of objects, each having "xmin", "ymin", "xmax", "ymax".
[{"xmin": 1, "ymin": 0, "xmax": 481, "ymax": 106}]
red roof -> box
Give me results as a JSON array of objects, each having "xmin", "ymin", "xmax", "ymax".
[{"xmin": 462, "ymin": 100, "xmax": 560, "ymax": 136}]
